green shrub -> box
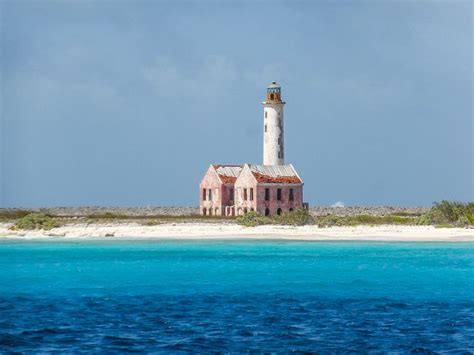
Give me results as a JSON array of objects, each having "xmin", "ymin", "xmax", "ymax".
[
  {"xmin": 418, "ymin": 201, "xmax": 473, "ymax": 226},
  {"xmin": 0, "ymin": 209, "xmax": 32, "ymax": 222},
  {"xmin": 12, "ymin": 213, "xmax": 60, "ymax": 230},
  {"xmin": 315, "ymin": 214, "xmax": 346, "ymax": 227},
  {"xmin": 236, "ymin": 211, "xmax": 272, "ymax": 227},
  {"xmin": 237, "ymin": 209, "xmax": 313, "ymax": 227},
  {"xmin": 273, "ymin": 208, "xmax": 314, "ymax": 226}
]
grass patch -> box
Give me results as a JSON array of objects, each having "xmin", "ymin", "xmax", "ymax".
[
  {"xmin": 141, "ymin": 219, "xmax": 162, "ymax": 226},
  {"xmin": 86, "ymin": 212, "xmax": 129, "ymax": 220},
  {"xmin": 315, "ymin": 214, "xmax": 415, "ymax": 227},
  {"xmin": 434, "ymin": 224, "xmax": 457, "ymax": 229},
  {"xmin": 11, "ymin": 213, "xmax": 60, "ymax": 231}
]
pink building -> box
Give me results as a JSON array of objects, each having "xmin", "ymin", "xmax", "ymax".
[
  {"xmin": 199, "ymin": 82, "xmax": 307, "ymax": 217},
  {"xmin": 199, "ymin": 165, "xmax": 242, "ymax": 216}
]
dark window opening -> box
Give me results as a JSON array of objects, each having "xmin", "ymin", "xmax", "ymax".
[
  {"xmin": 264, "ymin": 124, "xmax": 267, "ymax": 132},
  {"xmin": 208, "ymin": 189, "xmax": 212, "ymax": 201},
  {"xmin": 265, "ymin": 111, "xmax": 267, "ymax": 118},
  {"xmin": 244, "ymin": 188, "xmax": 248, "ymax": 201},
  {"xmin": 289, "ymin": 188, "xmax": 294, "ymax": 201},
  {"xmin": 278, "ymin": 151, "xmax": 281, "ymax": 159},
  {"xmin": 244, "ymin": 207, "xmax": 248, "ymax": 214},
  {"xmin": 289, "ymin": 208, "xmax": 294, "ymax": 212},
  {"xmin": 277, "ymin": 188, "xmax": 282, "ymax": 201},
  {"xmin": 278, "ymin": 137, "xmax": 281, "ymax": 145},
  {"xmin": 250, "ymin": 208, "xmax": 254, "ymax": 212},
  {"xmin": 265, "ymin": 188, "xmax": 270, "ymax": 201},
  {"xmin": 250, "ymin": 188, "xmax": 254, "ymax": 201},
  {"xmin": 203, "ymin": 188, "xmax": 206, "ymax": 201},
  {"xmin": 230, "ymin": 188, "xmax": 234, "ymax": 201},
  {"xmin": 265, "ymin": 208, "xmax": 270, "ymax": 216},
  {"xmin": 270, "ymin": 93, "xmax": 274, "ymax": 100},
  {"xmin": 203, "ymin": 208, "xmax": 207, "ymax": 216},
  {"xmin": 277, "ymin": 208, "xmax": 282, "ymax": 215}
]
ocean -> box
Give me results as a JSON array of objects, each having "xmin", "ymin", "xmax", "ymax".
[{"xmin": 0, "ymin": 240, "xmax": 473, "ymax": 352}]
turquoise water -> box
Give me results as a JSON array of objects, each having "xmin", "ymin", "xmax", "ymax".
[{"xmin": 0, "ymin": 240, "xmax": 473, "ymax": 352}]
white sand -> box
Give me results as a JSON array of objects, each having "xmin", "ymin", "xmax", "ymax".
[{"xmin": 0, "ymin": 222, "xmax": 473, "ymax": 242}]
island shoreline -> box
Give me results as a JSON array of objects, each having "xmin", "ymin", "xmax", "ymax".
[{"xmin": 1, "ymin": 223, "xmax": 473, "ymax": 242}]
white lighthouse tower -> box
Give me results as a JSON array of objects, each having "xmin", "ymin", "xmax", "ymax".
[{"xmin": 263, "ymin": 81, "xmax": 285, "ymax": 165}]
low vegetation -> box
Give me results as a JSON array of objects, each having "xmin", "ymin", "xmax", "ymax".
[
  {"xmin": 236, "ymin": 211, "xmax": 272, "ymax": 227},
  {"xmin": 3, "ymin": 201, "xmax": 472, "ymax": 230},
  {"xmin": 86, "ymin": 212, "xmax": 129, "ymax": 220},
  {"xmin": 417, "ymin": 201, "xmax": 474, "ymax": 227},
  {"xmin": 315, "ymin": 214, "xmax": 414, "ymax": 227},
  {"xmin": 0, "ymin": 209, "xmax": 32, "ymax": 222},
  {"xmin": 237, "ymin": 201, "xmax": 474, "ymax": 228},
  {"xmin": 237, "ymin": 208, "xmax": 314, "ymax": 227},
  {"xmin": 11, "ymin": 213, "xmax": 60, "ymax": 231}
]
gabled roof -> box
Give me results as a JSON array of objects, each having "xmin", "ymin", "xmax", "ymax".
[
  {"xmin": 249, "ymin": 164, "xmax": 302, "ymax": 184},
  {"xmin": 213, "ymin": 165, "xmax": 243, "ymax": 184}
]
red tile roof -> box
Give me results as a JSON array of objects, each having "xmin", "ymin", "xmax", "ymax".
[
  {"xmin": 212, "ymin": 165, "xmax": 242, "ymax": 184},
  {"xmin": 252, "ymin": 172, "xmax": 302, "ymax": 184},
  {"xmin": 249, "ymin": 164, "xmax": 302, "ymax": 184}
]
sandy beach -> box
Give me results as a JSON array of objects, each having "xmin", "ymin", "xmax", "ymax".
[{"xmin": 0, "ymin": 222, "xmax": 473, "ymax": 242}]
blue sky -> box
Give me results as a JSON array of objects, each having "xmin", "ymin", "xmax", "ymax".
[{"xmin": 1, "ymin": 0, "xmax": 472, "ymax": 207}]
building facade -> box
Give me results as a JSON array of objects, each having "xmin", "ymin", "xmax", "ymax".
[
  {"xmin": 234, "ymin": 164, "xmax": 303, "ymax": 216},
  {"xmin": 199, "ymin": 165, "xmax": 242, "ymax": 216},
  {"xmin": 199, "ymin": 82, "xmax": 306, "ymax": 217}
]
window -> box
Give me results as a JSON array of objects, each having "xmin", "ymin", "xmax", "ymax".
[
  {"xmin": 265, "ymin": 188, "xmax": 270, "ymax": 201},
  {"xmin": 277, "ymin": 188, "xmax": 282, "ymax": 201},
  {"xmin": 264, "ymin": 124, "xmax": 267, "ymax": 133},
  {"xmin": 208, "ymin": 189, "xmax": 212, "ymax": 201},
  {"xmin": 244, "ymin": 207, "xmax": 248, "ymax": 214},
  {"xmin": 209, "ymin": 208, "xmax": 212, "ymax": 216},
  {"xmin": 265, "ymin": 111, "xmax": 267, "ymax": 118},
  {"xmin": 244, "ymin": 188, "xmax": 248, "ymax": 201},
  {"xmin": 278, "ymin": 137, "xmax": 281, "ymax": 145},
  {"xmin": 230, "ymin": 188, "xmax": 234, "ymax": 201},
  {"xmin": 278, "ymin": 151, "xmax": 281, "ymax": 159},
  {"xmin": 270, "ymin": 93, "xmax": 274, "ymax": 100},
  {"xmin": 202, "ymin": 208, "xmax": 207, "ymax": 216},
  {"xmin": 265, "ymin": 208, "xmax": 270, "ymax": 216},
  {"xmin": 203, "ymin": 188, "xmax": 207, "ymax": 201},
  {"xmin": 289, "ymin": 208, "xmax": 294, "ymax": 212},
  {"xmin": 250, "ymin": 188, "xmax": 254, "ymax": 201},
  {"xmin": 277, "ymin": 208, "xmax": 282, "ymax": 216},
  {"xmin": 289, "ymin": 188, "xmax": 294, "ymax": 201}
]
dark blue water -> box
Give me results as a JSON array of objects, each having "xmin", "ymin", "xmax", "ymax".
[{"xmin": 0, "ymin": 240, "xmax": 473, "ymax": 352}]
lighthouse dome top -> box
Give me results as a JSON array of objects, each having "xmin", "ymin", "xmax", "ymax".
[{"xmin": 267, "ymin": 81, "xmax": 280, "ymax": 88}]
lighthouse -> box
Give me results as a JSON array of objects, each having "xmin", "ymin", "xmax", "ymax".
[
  {"xmin": 199, "ymin": 81, "xmax": 307, "ymax": 217},
  {"xmin": 263, "ymin": 81, "xmax": 285, "ymax": 165}
]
